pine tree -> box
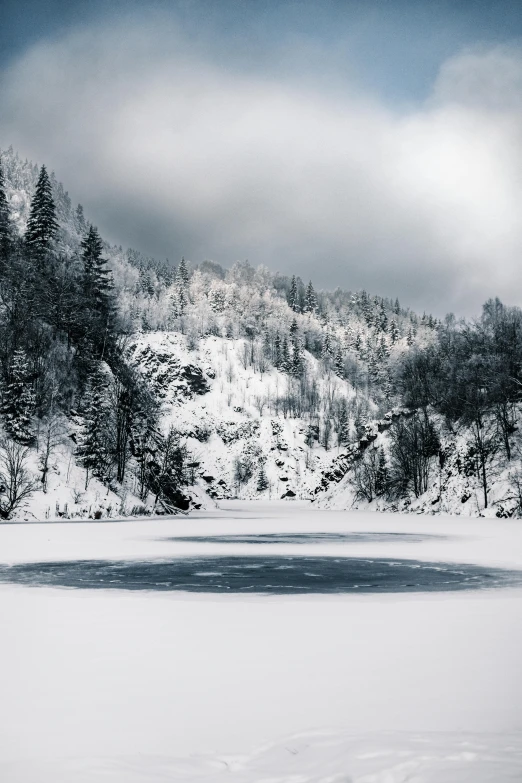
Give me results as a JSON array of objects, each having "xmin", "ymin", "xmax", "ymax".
[
  {"xmin": 262, "ymin": 329, "xmax": 271, "ymax": 358},
  {"xmin": 274, "ymin": 333, "xmax": 282, "ymax": 368},
  {"xmin": 81, "ymin": 225, "xmax": 116, "ymax": 353},
  {"xmin": 288, "ymin": 275, "xmax": 299, "ymax": 312},
  {"xmin": 139, "ymin": 267, "xmax": 155, "ymax": 297},
  {"xmin": 74, "ymin": 204, "xmax": 86, "ymax": 234},
  {"xmin": 290, "ymin": 341, "xmax": 303, "ymax": 376},
  {"xmin": 176, "ymin": 257, "xmax": 190, "ymax": 286},
  {"xmin": 375, "ymin": 447, "xmax": 389, "ymax": 496},
  {"xmin": 25, "ymin": 165, "xmax": 58, "ymax": 256},
  {"xmin": 257, "ymin": 464, "xmax": 269, "ymax": 492},
  {"xmin": 171, "ymin": 286, "xmax": 187, "ymax": 318},
  {"xmin": 321, "ymin": 331, "xmax": 332, "ymax": 359},
  {"xmin": 304, "ymin": 280, "xmax": 317, "ymax": 313},
  {"xmin": 290, "ymin": 318, "xmax": 298, "ymax": 336},
  {"xmin": 379, "ymin": 306, "xmax": 388, "ymax": 332},
  {"xmin": 337, "ymin": 398, "xmax": 350, "ymax": 446},
  {"xmin": 334, "ymin": 346, "xmax": 344, "ymax": 378},
  {"xmin": 281, "ymin": 337, "xmax": 290, "ymax": 372},
  {"xmin": 0, "ymin": 155, "xmax": 12, "ymax": 261},
  {"xmin": 0, "ymin": 350, "xmax": 35, "ymax": 444},
  {"xmin": 389, "ymin": 319, "xmax": 400, "ymax": 344},
  {"xmin": 377, "ymin": 335, "xmax": 389, "ymax": 360},
  {"xmin": 406, "ymin": 327, "xmax": 414, "ymax": 346},
  {"xmin": 367, "ymin": 354, "xmax": 379, "ymax": 384},
  {"xmin": 76, "ymin": 368, "xmax": 113, "ymax": 488}
]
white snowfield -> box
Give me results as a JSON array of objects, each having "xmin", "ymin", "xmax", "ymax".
[{"xmin": 1, "ymin": 502, "xmax": 521, "ymax": 782}]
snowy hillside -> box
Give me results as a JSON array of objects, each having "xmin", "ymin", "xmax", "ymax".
[
  {"xmin": 129, "ymin": 331, "xmax": 360, "ymax": 502},
  {"xmin": 1, "ymin": 145, "xmax": 521, "ymax": 520}
]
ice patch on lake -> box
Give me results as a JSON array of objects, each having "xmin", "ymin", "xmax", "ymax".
[{"xmin": 0, "ymin": 555, "xmax": 517, "ymax": 593}]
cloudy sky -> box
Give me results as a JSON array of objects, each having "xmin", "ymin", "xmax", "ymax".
[{"xmin": 2, "ymin": 0, "xmax": 522, "ymax": 316}]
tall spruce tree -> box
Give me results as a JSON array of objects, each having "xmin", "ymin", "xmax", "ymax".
[
  {"xmin": 76, "ymin": 367, "xmax": 113, "ymax": 487},
  {"xmin": 389, "ymin": 319, "xmax": 400, "ymax": 344},
  {"xmin": 176, "ymin": 257, "xmax": 190, "ymax": 286},
  {"xmin": 0, "ymin": 349, "xmax": 35, "ymax": 444},
  {"xmin": 304, "ymin": 280, "xmax": 317, "ymax": 313},
  {"xmin": 81, "ymin": 225, "xmax": 116, "ymax": 353},
  {"xmin": 274, "ymin": 333, "xmax": 282, "ymax": 368},
  {"xmin": 322, "ymin": 331, "xmax": 332, "ymax": 359},
  {"xmin": 334, "ymin": 346, "xmax": 344, "ymax": 378},
  {"xmin": 290, "ymin": 341, "xmax": 303, "ymax": 376},
  {"xmin": 281, "ymin": 337, "xmax": 290, "ymax": 372},
  {"xmin": 0, "ymin": 155, "xmax": 11, "ymax": 261},
  {"xmin": 375, "ymin": 447, "xmax": 389, "ymax": 496},
  {"xmin": 257, "ymin": 464, "xmax": 269, "ymax": 492},
  {"xmin": 337, "ymin": 398, "xmax": 350, "ymax": 446},
  {"xmin": 25, "ymin": 165, "xmax": 58, "ymax": 256},
  {"xmin": 288, "ymin": 275, "xmax": 299, "ymax": 312}
]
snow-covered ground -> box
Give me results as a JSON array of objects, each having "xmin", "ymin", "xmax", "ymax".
[{"xmin": 1, "ymin": 502, "xmax": 521, "ymax": 782}]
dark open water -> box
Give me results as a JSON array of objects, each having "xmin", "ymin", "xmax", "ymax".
[{"xmin": 0, "ymin": 555, "xmax": 519, "ymax": 594}]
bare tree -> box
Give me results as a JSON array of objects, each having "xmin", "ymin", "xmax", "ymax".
[
  {"xmin": 350, "ymin": 447, "xmax": 379, "ymax": 503},
  {"xmin": 388, "ymin": 413, "xmax": 439, "ymax": 499},
  {"xmin": 38, "ymin": 412, "xmax": 64, "ymax": 492},
  {"xmin": 0, "ymin": 437, "xmax": 38, "ymax": 519},
  {"xmin": 253, "ymin": 395, "xmax": 267, "ymax": 416}
]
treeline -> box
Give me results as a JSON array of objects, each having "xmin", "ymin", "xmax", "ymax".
[
  {"xmin": 0, "ymin": 159, "xmax": 193, "ymax": 515},
  {"xmin": 350, "ymin": 299, "xmax": 522, "ymax": 509},
  {"xmin": 397, "ymin": 299, "xmax": 522, "ymax": 507}
]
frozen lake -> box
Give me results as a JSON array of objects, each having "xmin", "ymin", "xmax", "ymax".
[{"xmin": 1, "ymin": 501, "xmax": 521, "ymax": 782}]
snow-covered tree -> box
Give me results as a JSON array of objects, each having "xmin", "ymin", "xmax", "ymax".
[
  {"xmin": 322, "ymin": 331, "xmax": 333, "ymax": 359},
  {"xmin": 74, "ymin": 203, "xmax": 87, "ymax": 235},
  {"xmin": 0, "ymin": 437, "xmax": 37, "ymax": 519},
  {"xmin": 334, "ymin": 346, "xmax": 344, "ymax": 378},
  {"xmin": 304, "ymin": 280, "xmax": 317, "ymax": 313},
  {"xmin": 176, "ymin": 257, "xmax": 190, "ymax": 286},
  {"xmin": 0, "ymin": 349, "xmax": 35, "ymax": 444},
  {"xmin": 82, "ymin": 226, "xmax": 113, "ymax": 305},
  {"xmin": 76, "ymin": 368, "xmax": 114, "ymax": 487},
  {"xmin": 378, "ymin": 304, "xmax": 388, "ymax": 332},
  {"xmin": 281, "ymin": 337, "xmax": 291, "ymax": 372},
  {"xmin": 337, "ymin": 398, "xmax": 350, "ymax": 446},
  {"xmin": 81, "ymin": 225, "xmax": 116, "ymax": 353},
  {"xmin": 375, "ymin": 447, "xmax": 389, "ymax": 496},
  {"xmin": 25, "ymin": 165, "xmax": 58, "ymax": 256},
  {"xmin": 288, "ymin": 275, "xmax": 299, "ymax": 312},
  {"xmin": 389, "ymin": 319, "xmax": 400, "ymax": 344},
  {"xmin": 274, "ymin": 333, "xmax": 282, "ymax": 368},
  {"xmin": 257, "ymin": 464, "xmax": 269, "ymax": 492},
  {"xmin": 290, "ymin": 341, "xmax": 303, "ymax": 376},
  {"xmin": 0, "ymin": 155, "xmax": 12, "ymax": 260},
  {"xmin": 377, "ymin": 335, "xmax": 389, "ymax": 360}
]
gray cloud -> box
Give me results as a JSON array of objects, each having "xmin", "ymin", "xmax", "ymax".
[{"xmin": 1, "ymin": 15, "xmax": 522, "ymax": 316}]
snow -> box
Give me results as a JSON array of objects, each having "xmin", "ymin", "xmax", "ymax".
[
  {"xmin": 127, "ymin": 332, "xmax": 357, "ymax": 502},
  {"xmin": 1, "ymin": 503, "xmax": 521, "ymax": 781}
]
